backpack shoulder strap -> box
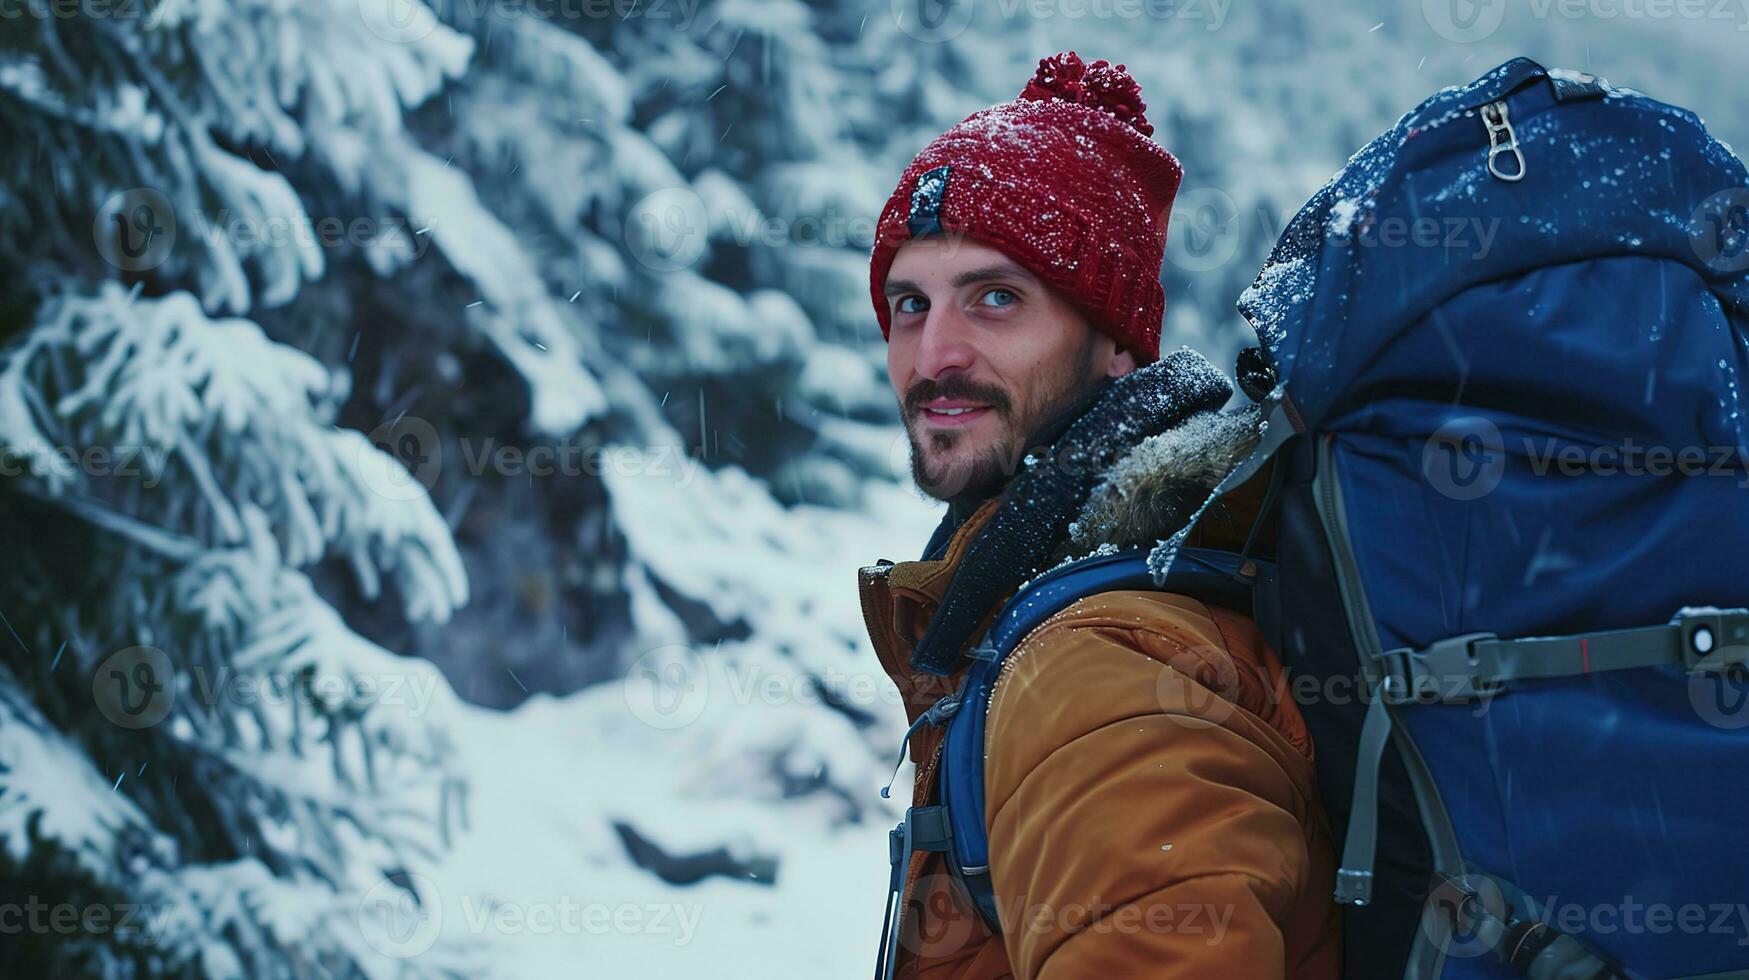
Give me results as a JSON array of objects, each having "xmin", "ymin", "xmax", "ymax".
[{"xmin": 936, "ymin": 546, "xmax": 1260, "ymax": 932}]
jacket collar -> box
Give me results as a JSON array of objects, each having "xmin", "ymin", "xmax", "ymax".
[
  {"xmin": 918, "ymin": 501, "xmax": 975, "ymax": 563},
  {"xmin": 859, "ymin": 498, "xmax": 1001, "ymax": 725}
]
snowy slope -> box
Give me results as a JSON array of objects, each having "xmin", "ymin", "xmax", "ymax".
[{"xmin": 422, "ymin": 476, "xmax": 939, "ymax": 977}]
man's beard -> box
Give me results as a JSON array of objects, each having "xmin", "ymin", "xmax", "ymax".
[{"xmin": 903, "ymin": 342, "xmax": 1107, "ymax": 509}]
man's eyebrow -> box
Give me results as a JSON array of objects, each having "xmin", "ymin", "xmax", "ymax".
[
  {"xmin": 881, "ymin": 263, "xmax": 1037, "ymax": 297},
  {"xmin": 949, "ymin": 263, "xmax": 1035, "ymax": 288}
]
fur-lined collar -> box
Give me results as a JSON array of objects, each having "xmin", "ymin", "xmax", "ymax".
[{"xmin": 1062, "ymin": 404, "xmax": 1261, "ymax": 561}]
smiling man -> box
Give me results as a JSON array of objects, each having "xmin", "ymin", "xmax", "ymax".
[
  {"xmin": 860, "ymin": 53, "xmax": 1341, "ymax": 979},
  {"xmin": 885, "ymin": 238, "xmax": 1134, "ymax": 510}
]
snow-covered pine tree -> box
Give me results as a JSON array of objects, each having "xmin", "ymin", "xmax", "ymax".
[
  {"xmin": 339, "ymin": 0, "xmax": 919, "ymax": 711},
  {"xmin": 0, "ymin": 2, "xmax": 496, "ymax": 974},
  {"xmin": 0, "ymin": 0, "xmax": 937, "ymax": 970},
  {"xmin": 520, "ymin": 0, "xmax": 900, "ymax": 499},
  {"xmin": 376, "ymin": 0, "xmax": 915, "ymax": 826},
  {"xmin": 0, "ymin": 285, "xmax": 476, "ymax": 977}
]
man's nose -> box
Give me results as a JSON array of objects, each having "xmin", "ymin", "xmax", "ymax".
[{"xmin": 913, "ymin": 308, "xmax": 977, "ymax": 380}]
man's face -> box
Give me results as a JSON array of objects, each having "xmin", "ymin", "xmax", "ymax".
[{"xmin": 883, "ymin": 238, "xmax": 1137, "ymax": 506}]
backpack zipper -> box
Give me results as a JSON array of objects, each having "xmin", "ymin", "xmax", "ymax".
[{"xmin": 1482, "ymin": 99, "xmax": 1526, "ymax": 182}]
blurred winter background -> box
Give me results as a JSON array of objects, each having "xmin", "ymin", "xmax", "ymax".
[{"xmin": 0, "ymin": 0, "xmax": 1743, "ymax": 975}]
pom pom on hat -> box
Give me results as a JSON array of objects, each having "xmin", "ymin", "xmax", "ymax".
[{"xmin": 1018, "ymin": 51, "xmax": 1154, "ymax": 137}]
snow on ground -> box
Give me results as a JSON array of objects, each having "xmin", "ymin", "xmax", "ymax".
[{"xmin": 417, "ymin": 474, "xmax": 941, "ymax": 977}]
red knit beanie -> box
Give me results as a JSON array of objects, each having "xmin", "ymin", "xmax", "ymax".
[{"xmin": 868, "ymin": 52, "xmax": 1183, "ymax": 365}]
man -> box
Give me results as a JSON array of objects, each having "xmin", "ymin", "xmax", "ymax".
[{"xmin": 860, "ymin": 52, "xmax": 1341, "ymax": 979}]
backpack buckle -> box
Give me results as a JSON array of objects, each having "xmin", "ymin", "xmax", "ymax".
[
  {"xmin": 1674, "ymin": 608, "xmax": 1749, "ymax": 674},
  {"xmin": 1335, "ymin": 867, "xmax": 1374, "ymax": 905},
  {"xmin": 1379, "ymin": 632, "xmax": 1503, "ymax": 703}
]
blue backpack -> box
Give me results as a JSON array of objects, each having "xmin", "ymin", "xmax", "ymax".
[
  {"xmin": 1238, "ymin": 56, "xmax": 1749, "ymax": 980},
  {"xmin": 879, "ymin": 57, "xmax": 1749, "ymax": 980}
]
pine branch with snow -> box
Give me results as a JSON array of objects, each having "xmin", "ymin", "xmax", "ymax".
[{"xmin": 0, "ymin": 282, "xmax": 473, "ymax": 975}]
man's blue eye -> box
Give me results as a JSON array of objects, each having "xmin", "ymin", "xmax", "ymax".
[
  {"xmin": 896, "ymin": 295, "xmax": 928, "ymax": 314},
  {"xmin": 980, "ymin": 289, "xmax": 1016, "ymax": 307}
]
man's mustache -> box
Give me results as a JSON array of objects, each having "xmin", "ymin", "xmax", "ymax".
[{"xmin": 904, "ymin": 376, "xmax": 1013, "ymax": 420}]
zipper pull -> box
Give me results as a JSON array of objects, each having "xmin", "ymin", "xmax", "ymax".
[
  {"xmin": 1482, "ymin": 100, "xmax": 1526, "ymax": 182},
  {"xmin": 879, "ymin": 693, "xmax": 963, "ymax": 799}
]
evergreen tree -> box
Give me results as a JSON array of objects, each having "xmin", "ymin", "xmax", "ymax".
[{"xmin": 0, "ymin": 3, "xmax": 481, "ymax": 974}]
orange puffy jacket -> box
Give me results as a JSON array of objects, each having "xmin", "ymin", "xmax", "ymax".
[{"xmin": 861, "ymin": 460, "xmax": 1341, "ymax": 980}]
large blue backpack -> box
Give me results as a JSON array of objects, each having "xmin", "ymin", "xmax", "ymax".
[
  {"xmin": 878, "ymin": 57, "xmax": 1749, "ymax": 980},
  {"xmin": 1238, "ymin": 56, "xmax": 1749, "ymax": 980}
]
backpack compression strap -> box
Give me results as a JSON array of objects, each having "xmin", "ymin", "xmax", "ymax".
[{"xmin": 1337, "ymin": 608, "xmax": 1749, "ymax": 907}]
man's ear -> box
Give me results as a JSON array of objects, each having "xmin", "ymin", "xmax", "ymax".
[{"xmin": 1106, "ymin": 346, "xmax": 1137, "ymax": 378}]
